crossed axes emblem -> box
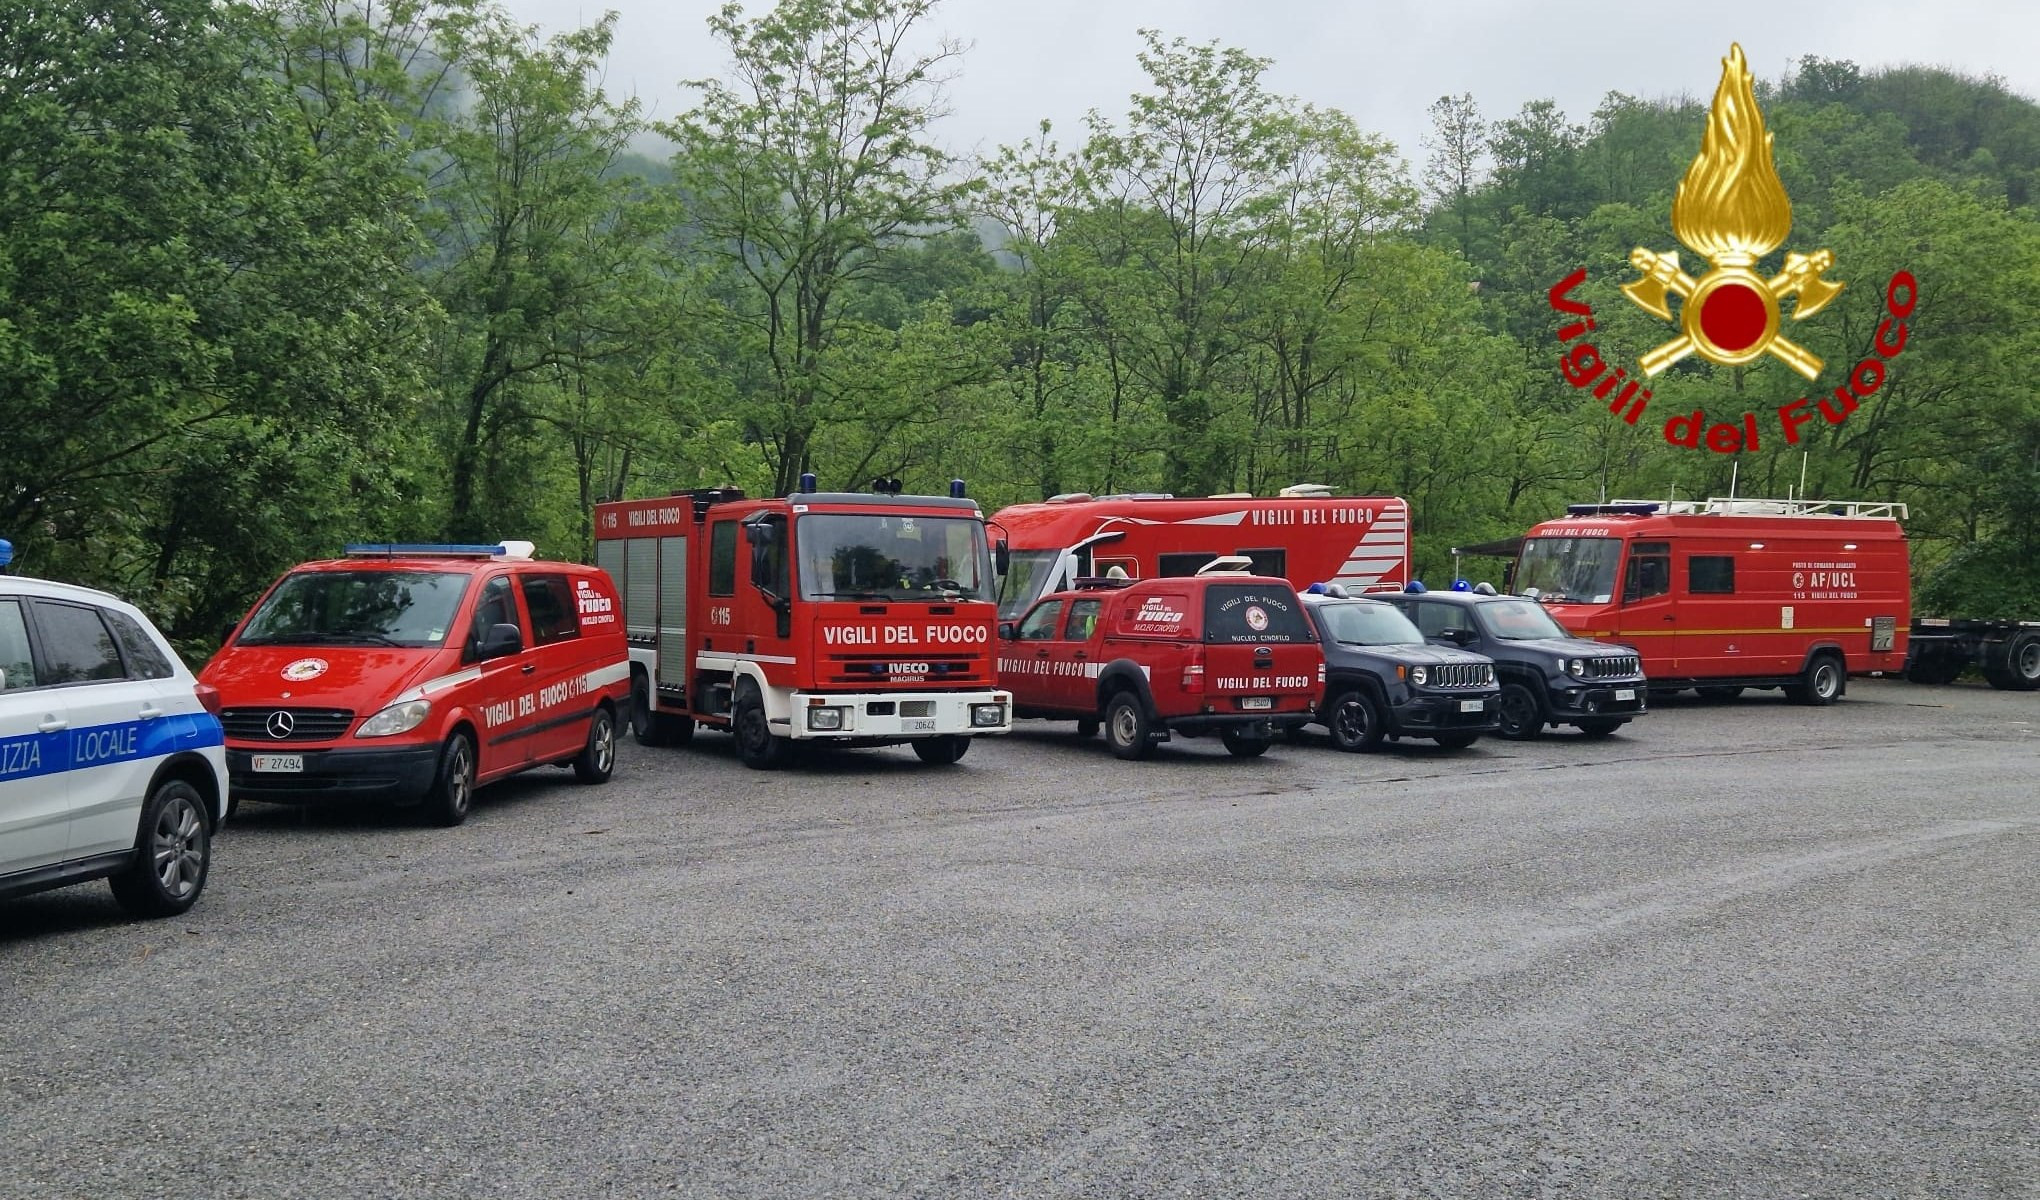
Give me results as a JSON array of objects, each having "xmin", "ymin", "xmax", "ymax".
[{"xmin": 1621, "ymin": 247, "xmax": 1844, "ymax": 381}]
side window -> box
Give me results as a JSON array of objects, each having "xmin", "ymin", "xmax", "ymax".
[
  {"xmin": 29, "ymin": 601, "xmax": 125, "ymax": 685},
  {"xmin": 0, "ymin": 600, "xmax": 37, "ymax": 690},
  {"xmin": 1157, "ymin": 552, "xmax": 1216, "ymax": 578},
  {"xmin": 1063, "ymin": 598, "xmax": 1103, "ymax": 641},
  {"xmin": 1095, "ymin": 557, "xmax": 1138, "ymax": 580},
  {"xmin": 708, "ymin": 521, "xmax": 737, "ymax": 597},
  {"xmin": 1624, "ymin": 541, "xmax": 1672, "ymax": 603},
  {"xmin": 752, "ymin": 515, "xmax": 789, "ymax": 598},
  {"xmin": 1016, "ymin": 600, "xmax": 1066, "ymax": 641},
  {"xmin": 468, "ymin": 576, "xmax": 522, "ymax": 657},
  {"xmin": 105, "ymin": 610, "xmax": 177, "ymax": 680},
  {"xmin": 1408, "ymin": 602, "xmax": 1470, "ymax": 638},
  {"xmin": 1689, "ymin": 555, "xmax": 1736, "ymax": 595},
  {"xmin": 1239, "ymin": 548, "xmax": 1287, "ymax": 579},
  {"xmin": 520, "ymin": 575, "xmax": 581, "ymax": 645}
]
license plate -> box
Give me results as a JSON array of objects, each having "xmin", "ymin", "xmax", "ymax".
[
  {"xmin": 1460, "ymin": 699, "xmax": 1486, "ymax": 713},
  {"xmin": 251, "ymin": 754, "xmax": 303, "ymax": 773},
  {"xmin": 1240, "ymin": 697, "xmax": 1272, "ymax": 711},
  {"xmin": 1614, "ymin": 689, "xmax": 1636, "ymax": 701},
  {"xmin": 903, "ymin": 718, "xmax": 936, "ymax": 732}
]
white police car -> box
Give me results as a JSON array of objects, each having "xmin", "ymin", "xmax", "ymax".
[{"xmin": 0, "ymin": 540, "xmax": 230, "ymax": 917}]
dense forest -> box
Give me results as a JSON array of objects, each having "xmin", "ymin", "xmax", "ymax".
[{"xmin": 5, "ymin": 0, "xmax": 2038, "ymax": 651}]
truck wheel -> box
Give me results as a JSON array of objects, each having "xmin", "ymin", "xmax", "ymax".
[
  {"xmin": 1075, "ymin": 719, "xmax": 1100, "ymax": 739},
  {"xmin": 1695, "ymin": 686, "xmax": 1743, "ymax": 702},
  {"xmin": 1324, "ymin": 689, "xmax": 1383, "ymax": 752},
  {"xmin": 108, "ymin": 779, "xmax": 211, "ymax": 918},
  {"xmin": 1432, "ymin": 732, "xmax": 1480, "ymax": 750},
  {"xmin": 1103, "ymin": 692, "xmax": 1153, "ymax": 761},
  {"xmin": 1905, "ymin": 657, "xmax": 1964, "ymax": 686},
  {"xmin": 1984, "ymin": 633, "xmax": 2040, "ymax": 692},
  {"xmin": 423, "ymin": 732, "xmax": 477, "ymax": 826},
  {"xmin": 1495, "ymin": 682, "xmax": 1544, "ymax": 740},
  {"xmin": 632, "ymin": 674, "xmax": 695, "ymax": 746},
  {"xmin": 1574, "ymin": 719, "xmax": 1624, "ymax": 738},
  {"xmin": 1220, "ymin": 729, "xmax": 1270, "ymax": 758},
  {"xmin": 912, "ymin": 735, "xmax": 970, "ymax": 765},
  {"xmin": 732, "ymin": 681, "xmax": 792, "ymax": 770},
  {"xmin": 573, "ymin": 706, "xmax": 617, "ymax": 784},
  {"xmin": 1786, "ymin": 653, "xmax": 1845, "ymax": 706}
]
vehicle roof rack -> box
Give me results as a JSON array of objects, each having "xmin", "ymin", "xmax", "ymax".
[
  {"xmin": 1072, "ymin": 576, "xmax": 1135, "ymax": 590},
  {"xmin": 1599, "ymin": 497, "xmax": 1908, "ymax": 520}
]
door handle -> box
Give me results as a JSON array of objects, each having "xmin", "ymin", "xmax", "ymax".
[
  {"xmin": 1035, "ymin": 650, "xmax": 1050, "ymax": 659},
  {"xmin": 1072, "ymin": 652, "xmax": 1088, "ymax": 661},
  {"xmin": 139, "ymin": 705, "xmax": 164, "ymax": 719},
  {"xmin": 38, "ymin": 716, "xmax": 67, "ymax": 733},
  {"xmin": 1662, "ymin": 615, "xmax": 1676, "ymax": 622},
  {"xmin": 521, "ymin": 664, "xmax": 536, "ymax": 674}
]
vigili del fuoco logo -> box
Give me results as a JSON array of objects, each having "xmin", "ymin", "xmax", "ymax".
[{"xmin": 1547, "ymin": 43, "xmax": 1917, "ymax": 454}]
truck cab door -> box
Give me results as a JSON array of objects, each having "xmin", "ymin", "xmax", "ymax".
[
  {"xmin": 1050, "ymin": 598, "xmax": 1105, "ymax": 713},
  {"xmin": 1614, "ymin": 541, "xmax": 1676, "ymax": 674},
  {"xmin": 466, "ymin": 574, "xmax": 534, "ymax": 775},
  {"xmin": 1004, "ymin": 599, "xmax": 1066, "ymax": 713}
]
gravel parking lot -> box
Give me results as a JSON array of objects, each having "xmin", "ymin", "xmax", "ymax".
[{"xmin": 3, "ymin": 678, "xmax": 2036, "ymax": 1199}]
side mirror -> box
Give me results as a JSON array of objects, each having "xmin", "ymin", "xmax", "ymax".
[
  {"xmin": 479, "ymin": 622, "xmax": 523, "ymax": 659},
  {"xmin": 994, "ymin": 541, "xmax": 1010, "ymax": 575},
  {"xmin": 997, "ymin": 621, "xmax": 1016, "ymax": 641}
]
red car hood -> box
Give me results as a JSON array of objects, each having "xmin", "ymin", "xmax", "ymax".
[{"xmin": 199, "ymin": 644, "xmax": 447, "ymax": 708}]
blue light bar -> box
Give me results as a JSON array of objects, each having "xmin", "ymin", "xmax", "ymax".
[
  {"xmin": 344, "ymin": 543, "xmax": 506, "ymax": 558},
  {"xmin": 0, "ymin": 539, "xmax": 12, "ymax": 569},
  {"xmin": 1565, "ymin": 503, "xmax": 1661, "ymax": 516}
]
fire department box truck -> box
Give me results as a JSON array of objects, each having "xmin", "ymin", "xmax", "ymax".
[
  {"xmin": 1512, "ymin": 497, "xmax": 2040, "ymax": 700},
  {"xmin": 593, "ymin": 478, "xmax": 1013, "ymax": 769},
  {"xmin": 990, "ymin": 486, "xmax": 1411, "ymax": 622}
]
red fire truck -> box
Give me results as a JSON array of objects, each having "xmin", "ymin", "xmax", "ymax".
[
  {"xmin": 990, "ymin": 487, "xmax": 1411, "ymax": 621},
  {"xmin": 1511, "ymin": 498, "xmax": 1913, "ymax": 702},
  {"xmin": 593, "ymin": 479, "xmax": 1013, "ymax": 769}
]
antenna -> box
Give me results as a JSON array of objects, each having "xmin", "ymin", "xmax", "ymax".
[
  {"xmin": 1799, "ymin": 451, "xmax": 1808, "ymax": 499},
  {"xmin": 1728, "ymin": 461, "xmax": 1739, "ymax": 503}
]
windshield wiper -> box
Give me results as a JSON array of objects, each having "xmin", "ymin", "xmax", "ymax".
[
  {"xmin": 311, "ymin": 631, "xmax": 405, "ymax": 646},
  {"xmin": 812, "ymin": 590, "xmax": 893, "ymax": 601}
]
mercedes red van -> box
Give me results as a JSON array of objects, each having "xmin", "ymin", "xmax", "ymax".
[{"xmin": 201, "ymin": 542, "xmax": 630, "ymax": 825}]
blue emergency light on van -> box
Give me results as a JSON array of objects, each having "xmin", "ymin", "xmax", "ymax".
[
  {"xmin": 1405, "ymin": 580, "xmax": 1427, "ymax": 593},
  {"xmin": 344, "ymin": 543, "xmax": 508, "ymax": 557},
  {"xmin": 0, "ymin": 539, "xmax": 12, "ymax": 569}
]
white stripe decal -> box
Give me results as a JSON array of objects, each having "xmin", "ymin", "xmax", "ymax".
[
  {"xmin": 1175, "ymin": 511, "xmax": 1249, "ymax": 526},
  {"xmin": 696, "ymin": 651, "xmax": 799, "ymax": 668},
  {"xmin": 394, "ymin": 666, "xmax": 484, "ymax": 703},
  {"xmin": 583, "ymin": 660, "xmax": 631, "ymax": 690}
]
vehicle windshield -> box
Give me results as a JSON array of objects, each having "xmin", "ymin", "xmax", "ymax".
[
  {"xmin": 997, "ymin": 549, "xmax": 1061, "ymax": 619},
  {"xmin": 1514, "ymin": 536, "xmax": 1620, "ymax": 604},
  {"xmin": 236, "ymin": 570, "xmax": 470, "ymax": 648},
  {"xmin": 797, "ymin": 513, "xmax": 994, "ymax": 602},
  {"xmin": 1475, "ymin": 598, "xmax": 1573, "ymax": 641},
  {"xmin": 1313, "ymin": 601, "xmax": 1425, "ymax": 646}
]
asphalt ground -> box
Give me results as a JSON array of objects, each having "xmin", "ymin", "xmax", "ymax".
[{"xmin": 2, "ymin": 678, "xmax": 2036, "ymax": 1199}]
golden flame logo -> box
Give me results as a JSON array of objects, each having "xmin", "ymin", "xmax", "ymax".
[{"xmin": 1621, "ymin": 44, "xmax": 1843, "ymax": 380}]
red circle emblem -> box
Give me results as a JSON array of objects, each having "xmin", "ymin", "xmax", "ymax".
[{"xmin": 1699, "ymin": 282, "xmax": 1768, "ymax": 353}]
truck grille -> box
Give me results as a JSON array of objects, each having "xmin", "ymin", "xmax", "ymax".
[
  {"xmin": 824, "ymin": 654, "xmax": 988, "ymax": 687},
  {"xmin": 1429, "ymin": 663, "xmax": 1491, "ymax": 689},
  {"xmin": 221, "ymin": 707, "xmax": 355, "ymax": 742},
  {"xmin": 1589, "ymin": 655, "xmax": 1642, "ymax": 679}
]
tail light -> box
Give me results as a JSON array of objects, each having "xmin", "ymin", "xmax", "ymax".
[
  {"xmin": 1317, "ymin": 660, "xmax": 1326, "ymax": 685},
  {"xmin": 1181, "ymin": 647, "xmax": 1205, "ymax": 693},
  {"xmin": 194, "ymin": 682, "xmax": 222, "ymax": 717}
]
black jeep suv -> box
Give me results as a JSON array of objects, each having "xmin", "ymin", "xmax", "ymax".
[
  {"xmin": 1382, "ymin": 588, "xmax": 1648, "ymax": 739},
  {"xmin": 1299, "ymin": 591, "xmax": 1500, "ymax": 750}
]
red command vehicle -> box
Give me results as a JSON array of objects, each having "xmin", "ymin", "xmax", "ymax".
[
  {"xmin": 593, "ymin": 480, "xmax": 1013, "ymax": 770},
  {"xmin": 202, "ymin": 542, "xmax": 631, "ymax": 825},
  {"xmin": 1512, "ymin": 498, "xmax": 1911, "ymax": 703},
  {"xmin": 990, "ymin": 487, "xmax": 1410, "ymax": 622},
  {"xmin": 998, "ymin": 569, "xmax": 1324, "ymax": 759}
]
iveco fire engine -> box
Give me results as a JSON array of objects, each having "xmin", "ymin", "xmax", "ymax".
[
  {"xmin": 593, "ymin": 478, "xmax": 1013, "ymax": 769},
  {"xmin": 990, "ymin": 486, "xmax": 1411, "ymax": 620}
]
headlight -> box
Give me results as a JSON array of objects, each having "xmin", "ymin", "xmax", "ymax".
[
  {"xmin": 356, "ymin": 699, "xmax": 431, "ymax": 738},
  {"xmin": 807, "ymin": 706, "xmax": 845, "ymax": 731},
  {"xmin": 1565, "ymin": 658, "xmax": 1586, "ymax": 677},
  {"xmin": 1410, "ymin": 666, "xmax": 1429, "ymax": 687},
  {"xmin": 971, "ymin": 703, "xmax": 1006, "ymax": 727},
  {"xmin": 1483, "ymin": 664, "xmax": 1496, "ymax": 686}
]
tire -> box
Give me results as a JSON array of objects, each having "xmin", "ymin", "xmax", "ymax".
[
  {"xmin": 423, "ymin": 731, "xmax": 477, "ymax": 826},
  {"xmin": 1220, "ymin": 729, "xmax": 1270, "ymax": 758},
  {"xmin": 1075, "ymin": 719, "xmax": 1100, "ymax": 739},
  {"xmin": 573, "ymin": 706, "xmax": 617, "ymax": 783},
  {"xmin": 1103, "ymin": 692, "xmax": 1153, "ymax": 761},
  {"xmin": 1905, "ymin": 656, "xmax": 1964, "ymax": 686},
  {"xmin": 1432, "ymin": 732, "xmax": 1480, "ymax": 749},
  {"xmin": 108, "ymin": 780, "xmax": 210, "ymax": 918},
  {"xmin": 1786, "ymin": 653, "xmax": 1845, "ymax": 706},
  {"xmin": 912, "ymin": 735, "xmax": 970, "ymax": 765},
  {"xmin": 732, "ymin": 681, "xmax": 791, "ymax": 770},
  {"xmin": 632, "ymin": 674, "xmax": 695, "ymax": 746},
  {"xmin": 1983, "ymin": 633, "xmax": 2040, "ymax": 692},
  {"xmin": 1495, "ymin": 681, "xmax": 1545, "ymax": 740},
  {"xmin": 1695, "ymin": 686, "xmax": 1744, "ymax": 702},
  {"xmin": 1575, "ymin": 719, "xmax": 1624, "ymax": 738},
  {"xmin": 1324, "ymin": 689, "xmax": 1384, "ymax": 753}
]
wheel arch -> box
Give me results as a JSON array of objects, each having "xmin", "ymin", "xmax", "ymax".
[
  {"xmin": 146, "ymin": 753, "xmax": 226, "ymax": 833},
  {"xmin": 1093, "ymin": 661, "xmax": 1158, "ymax": 718}
]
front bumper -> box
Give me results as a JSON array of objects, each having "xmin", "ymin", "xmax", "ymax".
[
  {"xmin": 1548, "ymin": 681, "xmax": 1649, "ymax": 722},
  {"xmin": 781, "ymin": 690, "xmax": 1013, "ymax": 740},
  {"xmin": 1167, "ymin": 708, "xmax": 1315, "ymax": 736},
  {"xmin": 1388, "ymin": 689, "xmax": 1502, "ymax": 734},
  {"xmin": 226, "ymin": 743, "xmax": 441, "ymax": 804}
]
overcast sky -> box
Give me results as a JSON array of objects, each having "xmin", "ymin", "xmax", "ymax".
[{"xmin": 498, "ymin": 0, "xmax": 2038, "ymax": 176}]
